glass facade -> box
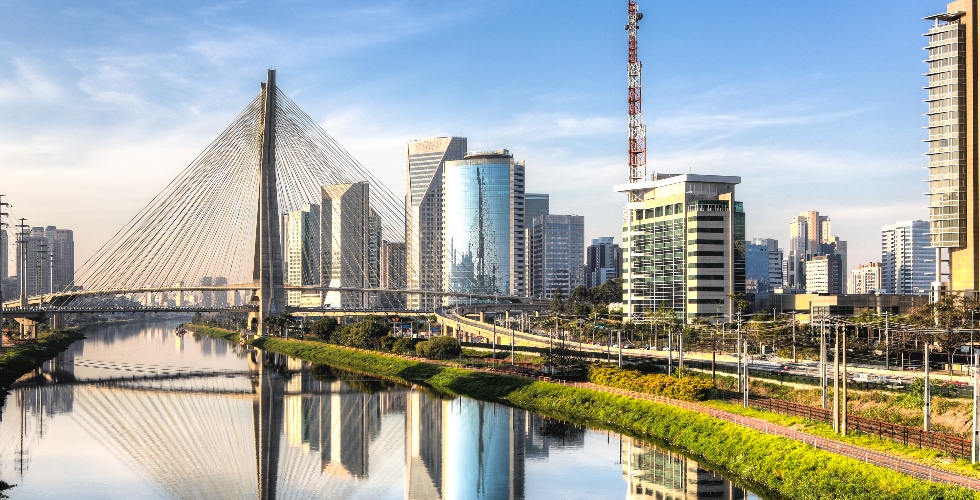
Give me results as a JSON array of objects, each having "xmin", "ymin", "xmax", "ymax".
[
  {"xmin": 443, "ymin": 152, "xmax": 523, "ymax": 298},
  {"xmin": 924, "ymin": 18, "xmax": 966, "ymax": 248}
]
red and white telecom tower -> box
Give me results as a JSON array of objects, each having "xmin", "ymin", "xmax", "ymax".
[{"xmin": 626, "ymin": 0, "xmax": 646, "ymax": 202}]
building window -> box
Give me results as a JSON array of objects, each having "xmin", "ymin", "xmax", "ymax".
[
  {"xmin": 688, "ymin": 251, "xmax": 724, "ymax": 257},
  {"xmin": 689, "ymin": 227, "xmax": 724, "ymax": 234},
  {"xmin": 688, "ymin": 275, "xmax": 724, "ymax": 280},
  {"xmin": 688, "ymin": 299, "xmax": 724, "ymax": 304},
  {"xmin": 688, "ymin": 239, "xmax": 724, "ymax": 245},
  {"xmin": 688, "ymin": 263, "xmax": 724, "ymax": 268},
  {"xmin": 689, "ymin": 287, "xmax": 724, "ymax": 292}
]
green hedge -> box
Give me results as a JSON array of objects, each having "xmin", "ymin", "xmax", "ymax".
[
  {"xmin": 249, "ymin": 337, "xmax": 979, "ymax": 500},
  {"xmin": 588, "ymin": 364, "xmax": 713, "ymax": 401}
]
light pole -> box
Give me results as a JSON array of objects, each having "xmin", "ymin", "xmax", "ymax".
[
  {"xmin": 0, "ymin": 195, "xmax": 8, "ymax": 347},
  {"xmin": 16, "ymin": 219, "xmax": 28, "ymax": 309}
]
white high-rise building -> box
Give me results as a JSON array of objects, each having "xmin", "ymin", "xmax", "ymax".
[
  {"xmin": 283, "ymin": 203, "xmax": 321, "ymax": 306},
  {"xmin": 322, "ymin": 182, "xmax": 380, "ymax": 308},
  {"xmin": 881, "ymin": 220, "xmax": 932, "ymax": 295},
  {"xmin": 405, "ymin": 137, "xmax": 467, "ymax": 310},
  {"xmin": 786, "ymin": 211, "xmax": 845, "ymax": 291},
  {"xmin": 849, "ymin": 262, "xmax": 882, "ymax": 294},
  {"xmin": 16, "ymin": 226, "xmax": 74, "ymax": 297}
]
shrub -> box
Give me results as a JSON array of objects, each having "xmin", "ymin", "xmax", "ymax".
[
  {"xmin": 379, "ymin": 335, "xmax": 398, "ymax": 352},
  {"xmin": 589, "ymin": 364, "xmax": 713, "ymax": 401},
  {"xmin": 416, "ymin": 336, "xmax": 461, "ymax": 359},
  {"xmin": 310, "ymin": 318, "xmax": 339, "ymax": 339},
  {"xmin": 331, "ymin": 319, "xmax": 389, "ymax": 348},
  {"xmin": 392, "ymin": 337, "xmax": 417, "ymax": 354}
]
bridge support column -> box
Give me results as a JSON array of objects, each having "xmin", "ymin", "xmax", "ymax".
[
  {"xmin": 15, "ymin": 317, "xmax": 41, "ymax": 339},
  {"xmin": 479, "ymin": 312, "xmax": 486, "ymax": 323},
  {"xmin": 50, "ymin": 314, "xmax": 65, "ymax": 331}
]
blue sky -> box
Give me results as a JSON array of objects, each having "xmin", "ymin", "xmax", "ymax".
[{"xmin": 0, "ymin": 0, "xmax": 945, "ymax": 270}]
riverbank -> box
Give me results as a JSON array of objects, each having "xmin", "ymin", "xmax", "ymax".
[
  {"xmin": 0, "ymin": 328, "xmax": 86, "ymax": 391},
  {"xmin": 185, "ymin": 324, "xmax": 240, "ymax": 342},
  {"xmin": 249, "ymin": 336, "xmax": 978, "ymax": 500}
]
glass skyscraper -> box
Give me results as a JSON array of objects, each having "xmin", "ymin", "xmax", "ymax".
[{"xmin": 442, "ymin": 150, "xmax": 525, "ymax": 299}]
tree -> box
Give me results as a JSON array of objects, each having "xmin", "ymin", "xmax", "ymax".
[
  {"xmin": 416, "ymin": 336, "xmax": 461, "ymax": 359},
  {"xmin": 309, "ymin": 317, "xmax": 339, "ymax": 340},
  {"xmin": 908, "ymin": 294, "xmax": 980, "ymax": 376},
  {"xmin": 331, "ymin": 318, "xmax": 389, "ymax": 348},
  {"xmin": 263, "ymin": 312, "xmax": 295, "ymax": 337},
  {"xmin": 550, "ymin": 288, "xmax": 567, "ymax": 316}
]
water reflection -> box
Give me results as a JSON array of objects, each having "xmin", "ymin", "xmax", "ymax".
[{"xmin": 0, "ymin": 320, "xmax": 762, "ymax": 499}]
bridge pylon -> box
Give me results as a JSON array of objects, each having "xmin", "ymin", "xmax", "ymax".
[{"xmin": 250, "ymin": 69, "xmax": 286, "ymax": 336}]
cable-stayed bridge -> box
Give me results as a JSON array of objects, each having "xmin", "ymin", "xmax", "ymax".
[{"xmin": 2, "ymin": 70, "xmax": 545, "ymax": 334}]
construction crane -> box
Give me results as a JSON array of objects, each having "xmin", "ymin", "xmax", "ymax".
[{"xmin": 626, "ymin": 0, "xmax": 646, "ymax": 202}]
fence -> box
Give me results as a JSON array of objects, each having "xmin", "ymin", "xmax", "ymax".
[{"xmin": 716, "ymin": 390, "xmax": 973, "ymax": 458}]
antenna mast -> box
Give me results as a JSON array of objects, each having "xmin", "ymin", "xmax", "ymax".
[{"xmin": 626, "ymin": 0, "xmax": 646, "ymax": 202}]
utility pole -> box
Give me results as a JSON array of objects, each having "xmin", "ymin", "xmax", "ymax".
[
  {"xmin": 742, "ymin": 340, "xmax": 749, "ymax": 408},
  {"xmin": 925, "ymin": 339, "xmax": 932, "ymax": 432},
  {"xmin": 614, "ymin": 329, "xmax": 622, "ymax": 367},
  {"xmin": 973, "ymin": 351, "xmax": 979, "ymax": 463},
  {"xmin": 678, "ymin": 328, "xmax": 684, "ymax": 370},
  {"xmin": 667, "ymin": 326, "xmax": 673, "ymax": 375},
  {"xmin": 15, "ymin": 219, "xmax": 28, "ymax": 309},
  {"xmin": 821, "ymin": 317, "xmax": 828, "ymax": 410},
  {"xmin": 833, "ymin": 323, "xmax": 840, "ymax": 433},
  {"xmin": 841, "ymin": 325, "xmax": 848, "ymax": 437},
  {"xmin": 492, "ymin": 316, "xmax": 497, "ymax": 367},
  {"xmin": 791, "ymin": 312, "xmax": 797, "ymax": 363},
  {"xmin": 0, "ymin": 195, "xmax": 7, "ymax": 347},
  {"xmin": 885, "ymin": 311, "xmax": 890, "ymax": 370},
  {"xmin": 736, "ymin": 311, "xmax": 742, "ymax": 392}
]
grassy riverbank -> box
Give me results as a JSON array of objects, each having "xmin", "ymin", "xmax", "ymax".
[
  {"xmin": 249, "ymin": 336, "xmax": 978, "ymax": 500},
  {"xmin": 0, "ymin": 329, "xmax": 86, "ymax": 391},
  {"xmin": 185, "ymin": 324, "xmax": 240, "ymax": 342}
]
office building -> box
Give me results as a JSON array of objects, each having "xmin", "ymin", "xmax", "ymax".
[
  {"xmin": 617, "ymin": 174, "xmax": 745, "ymax": 321},
  {"xmin": 442, "ymin": 150, "xmax": 525, "ymax": 300},
  {"xmin": 283, "ymin": 203, "xmax": 322, "ymax": 307},
  {"xmin": 321, "ymin": 182, "xmax": 380, "ymax": 308},
  {"xmin": 527, "ymin": 214, "xmax": 585, "ymax": 299},
  {"xmin": 585, "ymin": 237, "xmax": 622, "ymax": 288},
  {"xmin": 786, "ymin": 211, "xmax": 846, "ymax": 290},
  {"xmin": 525, "ymin": 193, "xmax": 549, "ymax": 226},
  {"xmin": 849, "ymin": 262, "xmax": 882, "ymax": 294},
  {"xmin": 924, "ymin": 8, "xmax": 974, "ymax": 293},
  {"xmin": 379, "ymin": 241, "xmax": 407, "ymax": 308},
  {"xmin": 405, "ymin": 137, "xmax": 467, "ymax": 310},
  {"xmin": 745, "ymin": 238, "xmax": 782, "ymax": 294},
  {"xmin": 15, "ymin": 226, "xmax": 74, "ymax": 297},
  {"xmin": 805, "ymin": 254, "xmax": 843, "ymax": 294},
  {"xmin": 881, "ymin": 220, "xmax": 932, "ymax": 295}
]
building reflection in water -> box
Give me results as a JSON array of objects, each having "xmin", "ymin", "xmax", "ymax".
[
  {"xmin": 621, "ymin": 437, "xmax": 749, "ymax": 500},
  {"xmin": 0, "ymin": 337, "xmax": 757, "ymax": 500}
]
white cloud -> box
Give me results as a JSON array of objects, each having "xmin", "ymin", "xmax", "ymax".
[{"xmin": 0, "ymin": 58, "xmax": 63, "ymax": 104}]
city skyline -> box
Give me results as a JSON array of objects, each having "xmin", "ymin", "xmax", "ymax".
[{"xmin": 0, "ymin": 1, "xmax": 946, "ymax": 272}]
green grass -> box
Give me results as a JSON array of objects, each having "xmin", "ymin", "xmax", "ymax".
[
  {"xmin": 249, "ymin": 336, "xmax": 980, "ymax": 500},
  {"xmin": 0, "ymin": 329, "xmax": 86, "ymax": 391},
  {"xmin": 705, "ymin": 399, "xmax": 980, "ymax": 480},
  {"xmin": 185, "ymin": 324, "xmax": 240, "ymax": 342}
]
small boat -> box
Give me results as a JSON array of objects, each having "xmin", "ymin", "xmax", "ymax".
[{"xmin": 175, "ymin": 324, "xmax": 187, "ymax": 337}]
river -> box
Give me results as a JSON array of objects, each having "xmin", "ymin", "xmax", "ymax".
[{"xmin": 0, "ymin": 319, "xmax": 766, "ymax": 499}]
